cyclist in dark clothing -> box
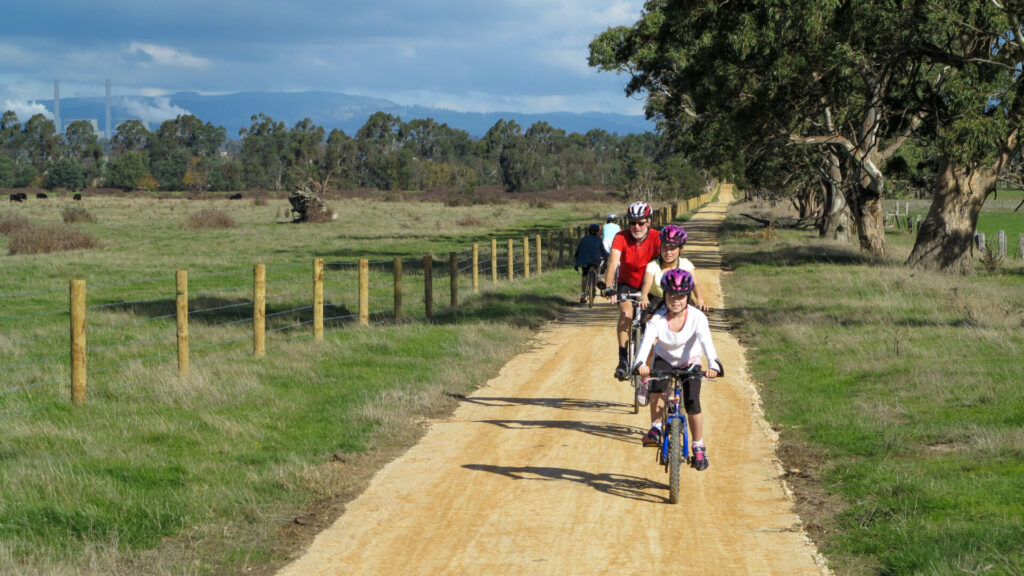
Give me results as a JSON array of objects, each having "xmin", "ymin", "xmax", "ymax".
[{"xmin": 574, "ymin": 223, "xmax": 608, "ymax": 304}]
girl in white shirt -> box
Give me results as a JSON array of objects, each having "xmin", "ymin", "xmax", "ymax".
[{"xmin": 632, "ymin": 268, "xmax": 722, "ymax": 471}]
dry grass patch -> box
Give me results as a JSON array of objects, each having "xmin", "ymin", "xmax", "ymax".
[
  {"xmin": 185, "ymin": 208, "xmax": 236, "ymax": 230},
  {"xmin": 0, "ymin": 214, "xmax": 33, "ymax": 236},
  {"xmin": 5, "ymin": 222, "xmax": 102, "ymax": 255},
  {"xmin": 61, "ymin": 205, "xmax": 97, "ymax": 224}
]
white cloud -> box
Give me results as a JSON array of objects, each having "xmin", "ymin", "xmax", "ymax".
[
  {"xmin": 120, "ymin": 96, "xmax": 190, "ymax": 124},
  {"xmin": 2, "ymin": 99, "xmax": 52, "ymax": 120},
  {"xmin": 126, "ymin": 42, "xmax": 209, "ymax": 69}
]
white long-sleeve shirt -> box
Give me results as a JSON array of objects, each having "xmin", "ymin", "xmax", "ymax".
[{"xmin": 632, "ymin": 305, "xmax": 719, "ymax": 371}]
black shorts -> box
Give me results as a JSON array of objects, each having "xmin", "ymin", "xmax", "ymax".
[
  {"xmin": 616, "ymin": 282, "xmax": 641, "ymax": 298},
  {"xmin": 649, "ymin": 357, "xmax": 702, "ymax": 415},
  {"xmin": 580, "ymin": 264, "xmax": 600, "ymax": 278}
]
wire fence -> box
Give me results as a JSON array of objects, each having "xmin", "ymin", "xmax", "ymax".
[
  {"xmin": 0, "ymin": 229, "xmax": 581, "ymax": 420},
  {"xmin": 0, "ymin": 192, "xmax": 717, "ymax": 420}
]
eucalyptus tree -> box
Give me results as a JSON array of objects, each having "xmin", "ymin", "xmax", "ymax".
[
  {"xmin": 110, "ymin": 119, "xmax": 149, "ymax": 155},
  {"xmin": 238, "ymin": 113, "xmax": 288, "ymax": 190},
  {"xmin": 589, "ymin": 0, "xmax": 925, "ymax": 256},
  {"xmin": 62, "ymin": 120, "xmax": 103, "ymax": 183},
  {"xmin": 902, "ymin": 1, "xmax": 1024, "ymax": 273}
]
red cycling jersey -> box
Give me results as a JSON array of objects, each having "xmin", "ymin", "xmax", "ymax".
[{"xmin": 611, "ymin": 228, "xmax": 661, "ymax": 288}]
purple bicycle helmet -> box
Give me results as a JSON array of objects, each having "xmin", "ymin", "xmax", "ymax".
[
  {"xmin": 661, "ymin": 268, "xmax": 695, "ymax": 295},
  {"xmin": 660, "ymin": 224, "xmax": 688, "ymax": 246},
  {"xmin": 627, "ymin": 201, "xmax": 652, "ymax": 220}
]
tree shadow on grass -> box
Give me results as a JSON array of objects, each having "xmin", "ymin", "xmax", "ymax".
[
  {"xmin": 430, "ymin": 292, "xmax": 573, "ymax": 329},
  {"xmin": 724, "ymin": 244, "xmax": 871, "ymax": 269},
  {"xmin": 462, "ymin": 464, "xmax": 668, "ymax": 503}
]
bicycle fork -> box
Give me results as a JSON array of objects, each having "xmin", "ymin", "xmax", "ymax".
[{"xmin": 660, "ymin": 409, "xmax": 689, "ymax": 466}]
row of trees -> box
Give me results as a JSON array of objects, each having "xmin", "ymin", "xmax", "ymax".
[
  {"xmin": 590, "ymin": 0, "xmax": 1024, "ymax": 273},
  {"xmin": 0, "ymin": 109, "xmax": 706, "ymax": 202}
]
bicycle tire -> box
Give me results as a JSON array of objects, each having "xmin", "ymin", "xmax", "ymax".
[
  {"xmin": 669, "ymin": 419, "xmax": 681, "ymax": 504},
  {"xmin": 629, "ymin": 323, "xmax": 641, "ymax": 413},
  {"xmin": 587, "ymin": 269, "xmax": 596, "ymax": 308}
]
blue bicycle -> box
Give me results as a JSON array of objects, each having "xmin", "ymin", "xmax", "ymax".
[{"xmin": 644, "ymin": 364, "xmax": 710, "ymax": 504}]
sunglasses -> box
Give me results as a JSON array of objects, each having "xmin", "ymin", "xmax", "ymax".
[{"xmin": 629, "ymin": 221, "xmax": 648, "ymax": 227}]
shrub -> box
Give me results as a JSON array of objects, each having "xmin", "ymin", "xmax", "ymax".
[
  {"xmin": 185, "ymin": 209, "xmax": 235, "ymax": 230},
  {"xmin": 304, "ymin": 206, "xmax": 337, "ymax": 223},
  {"xmin": 7, "ymin": 225, "xmax": 101, "ymax": 255},
  {"xmin": 0, "ymin": 214, "xmax": 33, "ymax": 236},
  {"xmin": 61, "ymin": 206, "xmax": 97, "ymax": 224}
]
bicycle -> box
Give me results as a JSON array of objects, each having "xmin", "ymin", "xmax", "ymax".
[
  {"xmin": 612, "ymin": 289, "xmax": 646, "ymax": 414},
  {"xmin": 643, "ymin": 364, "xmax": 712, "ymax": 504}
]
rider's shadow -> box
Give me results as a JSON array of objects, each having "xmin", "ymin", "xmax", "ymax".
[
  {"xmin": 476, "ymin": 419, "xmax": 644, "ymax": 445},
  {"xmin": 463, "ymin": 464, "xmax": 668, "ymax": 503},
  {"xmin": 461, "ymin": 396, "xmax": 631, "ymax": 414}
]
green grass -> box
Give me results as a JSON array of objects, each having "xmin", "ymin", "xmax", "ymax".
[
  {"xmin": 0, "ymin": 191, "xmax": 647, "ymax": 574},
  {"xmin": 721, "ymin": 202, "xmax": 1024, "ymax": 576}
]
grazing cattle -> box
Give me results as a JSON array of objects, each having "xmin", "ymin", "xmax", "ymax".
[
  {"xmin": 36, "ymin": 193, "xmax": 48, "ymax": 199},
  {"xmin": 9, "ymin": 193, "xmax": 27, "ymax": 202},
  {"xmin": 73, "ymin": 193, "xmax": 82, "ymax": 200},
  {"xmin": 229, "ymin": 193, "xmax": 243, "ymax": 200}
]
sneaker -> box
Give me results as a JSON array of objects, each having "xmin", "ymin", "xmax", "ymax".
[
  {"xmin": 636, "ymin": 378, "xmax": 650, "ymax": 406},
  {"xmin": 692, "ymin": 444, "xmax": 709, "ymax": 471},
  {"xmin": 579, "ymin": 293, "xmax": 587, "ymax": 304},
  {"xmin": 614, "ymin": 358, "xmax": 628, "ymax": 380},
  {"xmin": 642, "ymin": 427, "xmax": 662, "ymax": 447}
]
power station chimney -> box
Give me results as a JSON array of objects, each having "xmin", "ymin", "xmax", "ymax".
[
  {"xmin": 105, "ymin": 79, "xmax": 112, "ymax": 139},
  {"xmin": 53, "ymin": 80, "xmax": 61, "ymax": 133}
]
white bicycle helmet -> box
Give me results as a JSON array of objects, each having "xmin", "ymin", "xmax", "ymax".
[{"xmin": 627, "ymin": 201, "xmax": 652, "ymax": 220}]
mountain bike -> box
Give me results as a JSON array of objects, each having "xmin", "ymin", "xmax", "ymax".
[
  {"xmin": 619, "ymin": 290, "xmax": 645, "ymax": 414},
  {"xmin": 644, "ymin": 364, "xmax": 707, "ymax": 504},
  {"xmin": 585, "ymin": 266, "xmax": 599, "ymax": 308}
]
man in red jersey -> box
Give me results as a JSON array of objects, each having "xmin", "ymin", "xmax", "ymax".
[{"xmin": 602, "ymin": 201, "xmax": 661, "ymax": 379}]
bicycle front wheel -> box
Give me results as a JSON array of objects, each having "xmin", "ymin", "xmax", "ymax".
[
  {"xmin": 629, "ymin": 323, "xmax": 641, "ymax": 413},
  {"xmin": 669, "ymin": 419, "xmax": 681, "ymax": 504}
]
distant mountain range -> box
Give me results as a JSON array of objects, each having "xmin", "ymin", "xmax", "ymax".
[{"xmin": 35, "ymin": 90, "xmax": 655, "ymax": 139}]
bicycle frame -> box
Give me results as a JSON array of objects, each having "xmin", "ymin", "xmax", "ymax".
[
  {"xmin": 619, "ymin": 291, "xmax": 645, "ymax": 413},
  {"xmin": 647, "ymin": 365, "xmax": 704, "ymax": 504}
]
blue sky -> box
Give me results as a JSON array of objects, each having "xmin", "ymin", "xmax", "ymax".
[{"xmin": 1, "ymin": 1, "xmax": 646, "ymax": 124}]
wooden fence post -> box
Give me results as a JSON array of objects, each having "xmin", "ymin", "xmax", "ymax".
[
  {"xmin": 70, "ymin": 279, "xmax": 86, "ymax": 405},
  {"xmin": 253, "ymin": 264, "xmax": 265, "ymax": 358},
  {"xmin": 176, "ymin": 270, "xmax": 189, "ymax": 377},
  {"xmin": 523, "ymin": 235, "xmax": 530, "ymax": 279},
  {"xmin": 490, "ymin": 238, "xmax": 498, "ymax": 284},
  {"xmin": 507, "ymin": 238, "xmax": 514, "ymax": 281},
  {"xmin": 394, "ymin": 256, "xmax": 403, "ymax": 321},
  {"xmin": 472, "ymin": 243, "xmax": 479, "ymax": 293},
  {"xmin": 424, "ymin": 254, "xmax": 433, "ymax": 318},
  {"xmin": 313, "ymin": 258, "xmax": 323, "ymax": 341},
  {"xmin": 450, "ymin": 252, "xmax": 458, "ymax": 308},
  {"xmin": 536, "ymin": 234, "xmax": 542, "ymax": 275},
  {"xmin": 359, "ymin": 259, "xmax": 369, "ymax": 326},
  {"xmin": 559, "ymin": 230, "xmax": 566, "ymax": 265},
  {"xmin": 1018, "ymin": 233, "xmax": 1024, "ymax": 260}
]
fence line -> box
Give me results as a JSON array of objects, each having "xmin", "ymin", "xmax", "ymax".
[{"xmin": 0, "ymin": 197, "xmax": 714, "ymax": 417}]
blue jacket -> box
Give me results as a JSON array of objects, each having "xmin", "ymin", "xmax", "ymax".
[{"xmin": 574, "ymin": 235, "xmax": 608, "ymax": 269}]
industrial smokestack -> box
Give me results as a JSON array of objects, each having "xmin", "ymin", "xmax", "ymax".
[
  {"xmin": 105, "ymin": 79, "xmax": 112, "ymax": 139},
  {"xmin": 54, "ymin": 80, "xmax": 61, "ymax": 133}
]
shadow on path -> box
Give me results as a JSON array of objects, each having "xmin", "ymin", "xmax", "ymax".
[
  {"xmin": 477, "ymin": 419, "xmax": 645, "ymax": 444},
  {"xmin": 463, "ymin": 464, "xmax": 668, "ymax": 503},
  {"xmin": 461, "ymin": 396, "xmax": 632, "ymax": 415}
]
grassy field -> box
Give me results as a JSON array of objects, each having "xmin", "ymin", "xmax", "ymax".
[
  {"xmin": 720, "ymin": 198, "xmax": 1024, "ymax": 575},
  {"xmin": 0, "ymin": 189, "xmax": 653, "ymax": 574}
]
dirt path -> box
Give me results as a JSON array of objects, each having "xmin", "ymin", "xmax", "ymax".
[{"xmin": 278, "ymin": 188, "xmax": 830, "ymax": 575}]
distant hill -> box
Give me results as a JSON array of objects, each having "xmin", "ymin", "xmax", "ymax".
[{"xmin": 35, "ymin": 90, "xmax": 655, "ymax": 139}]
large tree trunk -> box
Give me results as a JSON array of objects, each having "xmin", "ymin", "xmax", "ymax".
[
  {"xmin": 848, "ymin": 183, "xmax": 886, "ymax": 257},
  {"xmin": 819, "ymin": 149, "xmax": 851, "ymax": 243},
  {"xmin": 905, "ymin": 162, "xmax": 997, "ymax": 274}
]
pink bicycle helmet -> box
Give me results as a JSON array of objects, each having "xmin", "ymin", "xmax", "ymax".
[
  {"xmin": 627, "ymin": 201, "xmax": 652, "ymax": 220},
  {"xmin": 661, "ymin": 268, "xmax": 695, "ymax": 295},
  {"xmin": 660, "ymin": 224, "xmax": 688, "ymax": 246}
]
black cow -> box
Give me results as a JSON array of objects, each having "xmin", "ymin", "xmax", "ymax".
[
  {"xmin": 36, "ymin": 193, "xmax": 48, "ymax": 199},
  {"xmin": 73, "ymin": 193, "xmax": 82, "ymax": 200},
  {"xmin": 9, "ymin": 193, "xmax": 27, "ymax": 202},
  {"xmin": 229, "ymin": 193, "xmax": 243, "ymax": 200}
]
